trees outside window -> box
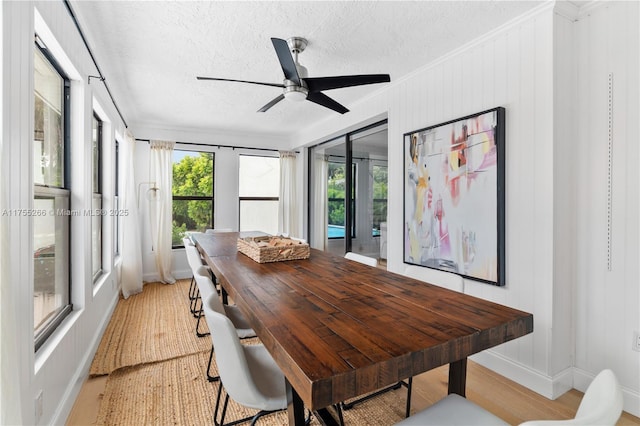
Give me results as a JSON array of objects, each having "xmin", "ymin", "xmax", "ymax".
[{"xmin": 172, "ymin": 150, "xmax": 214, "ymax": 247}]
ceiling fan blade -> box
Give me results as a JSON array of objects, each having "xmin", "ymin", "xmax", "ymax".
[
  {"xmin": 196, "ymin": 76, "xmax": 284, "ymax": 88},
  {"xmin": 306, "ymin": 92, "xmax": 349, "ymax": 114},
  {"xmin": 257, "ymin": 94, "xmax": 285, "ymax": 112},
  {"xmin": 271, "ymin": 38, "xmax": 300, "ymax": 84},
  {"xmin": 303, "ymin": 74, "xmax": 390, "ymax": 93}
]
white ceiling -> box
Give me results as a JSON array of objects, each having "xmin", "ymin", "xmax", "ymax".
[{"xmin": 71, "ymin": 1, "xmax": 543, "ymax": 139}]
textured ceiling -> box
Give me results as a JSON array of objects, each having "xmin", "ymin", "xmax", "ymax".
[{"xmin": 71, "ymin": 1, "xmax": 542, "ymax": 139}]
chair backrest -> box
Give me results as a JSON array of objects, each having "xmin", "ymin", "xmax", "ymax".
[
  {"xmin": 519, "ymin": 369, "xmax": 622, "ymax": 426},
  {"xmin": 185, "ymin": 245, "xmax": 204, "ymax": 273},
  {"xmin": 345, "ymin": 252, "xmax": 378, "ymax": 268},
  {"xmin": 206, "ymin": 228, "xmax": 233, "ymax": 234},
  {"xmin": 193, "ymin": 266, "xmax": 217, "ymax": 303},
  {"xmin": 193, "ymin": 267, "xmax": 225, "ymax": 314},
  {"xmin": 182, "ymin": 236, "xmax": 194, "ymax": 247},
  {"xmin": 202, "ymin": 296, "xmax": 267, "ymax": 408},
  {"xmin": 574, "ymin": 369, "xmax": 622, "ymax": 425}
]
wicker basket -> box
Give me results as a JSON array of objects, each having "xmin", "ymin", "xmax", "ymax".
[{"xmin": 237, "ymin": 236, "xmax": 310, "ymax": 263}]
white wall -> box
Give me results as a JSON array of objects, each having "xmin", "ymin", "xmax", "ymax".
[
  {"xmin": 572, "ymin": 1, "xmax": 640, "ymax": 411},
  {"xmin": 1, "ymin": 1, "xmax": 125, "ymax": 424},
  {"xmin": 294, "ymin": 1, "xmax": 640, "ymax": 416}
]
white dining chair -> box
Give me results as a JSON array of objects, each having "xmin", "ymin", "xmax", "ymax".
[
  {"xmin": 344, "ymin": 251, "xmax": 378, "ymax": 268},
  {"xmin": 203, "ymin": 298, "xmax": 289, "ymax": 426},
  {"xmin": 520, "ymin": 369, "xmax": 622, "ymax": 426},
  {"xmin": 183, "ymin": 237, "xmax": 198, "ymax": 306},
  {"xmin": 395, "ymin": 369, "xmax": 623, "ymax": 426},
  {"xmin": 194, "ymin": 269, "xmax": 256, "ymax": 383},
  {"xmin": 185, "ymin": 244, "xmax": 209, "ymax": 319}
]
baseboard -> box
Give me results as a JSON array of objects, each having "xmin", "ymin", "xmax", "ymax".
[
  {"xmin": 573, "ymin": 368, "xmax": 640, "ymax": 418},
  {"xmin": 470, "ymin": 350, "xmax": 573, "ymax": 399},
  {"xmin": 50, "ymin": 288, "xmax": 120, "ymax": 425}
]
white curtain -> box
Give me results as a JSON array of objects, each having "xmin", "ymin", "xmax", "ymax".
[
  {"xmin": 120, "ymin": 132, "xmax": 143, "ymax": 298},
  {"xmin": 311, "ymin": 154, "xmax": 328, "ymax": 250},
  {"xmin": 149, "ymin": 140, "xmax": 176, "ymax": 284},
  {"xmin": 0, "ymin": 74, "xmax": 23, "ymax": 425},
  {"xmin": 278, "ymin": 151, "xmax": 298, "ymax": 237}
]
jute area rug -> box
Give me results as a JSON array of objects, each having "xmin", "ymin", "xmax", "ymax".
[
  {"xmin": 97, "ymin": 349, "xmax": 408, "ymax": 426},
  {"xmin": 90, "ymin": 279, "xmax": 212, "ymax": 376}
]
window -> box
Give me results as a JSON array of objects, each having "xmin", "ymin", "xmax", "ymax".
[
  {"xmin": 238, "ymin": 155, "xmax": 279, "ymax": 235},
  {"xmin": 33, "ymin": 40, "xmax": 71, "ymax": 350},
  {"xmin": 114, "ymin": 140, "xmax": 120, "ymax": 256},
  {"xmin": 172, "ymin": 150, "xmax": 214, "ymax": 247},
  {"xmin": 91, "ymin": 114, "xmax": 102, "ymax": 280}
]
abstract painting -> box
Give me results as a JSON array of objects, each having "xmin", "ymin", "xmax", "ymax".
[{"xmin": 403, "ymin": 107, "xmax": 505, "ymax": 285}]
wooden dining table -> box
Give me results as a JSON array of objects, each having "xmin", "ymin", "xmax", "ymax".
[{"xmin": 193, "ymin": 232, "xmax": 533, "ymax": 425}]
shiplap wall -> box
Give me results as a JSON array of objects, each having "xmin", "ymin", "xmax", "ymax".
[
  {"xmin": 573, "ymin": 1, "xmax": 640, "ymax": 409},
  {"xmin": 295, "ymin": 1, "xmax": 640, "ymax": 415},
  {"xmin": 2, "ymin": 1, "xmax": 125, "ymax": 424}
]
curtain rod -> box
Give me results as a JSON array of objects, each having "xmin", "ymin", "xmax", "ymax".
[
  {"xmin": 135, "ymin": 138, "xmax": 299, "ymax": 154},
  {"xmin": 63, "ymin": 0, "xmax": 129, "ymax": 128}
]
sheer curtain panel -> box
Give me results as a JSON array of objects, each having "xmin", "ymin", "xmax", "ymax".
[
  {"xmin": 120, "ymin": 132, "xmax": 143, "ymax": 298},
  {"xmin": 150, "ymin": 140, "xmax": 176, "ymax": 284},
  {"xmin": 311, "ymin": 154, "xmax": 328, "ymax": 250},
  {"xmin": 278, "ymin": 151, "xmax": 299, "ymax": 237}
]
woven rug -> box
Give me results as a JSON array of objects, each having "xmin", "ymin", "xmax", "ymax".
[
  {"xmin": 96, "ymin": 350, "xmax": 408, "ymax": 426},
  {"xmin": 90, "ymin": 279, "xmax": 212, "ymax": 376}
]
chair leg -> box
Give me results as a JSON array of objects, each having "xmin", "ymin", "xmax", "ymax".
[
  {"xmin": 195, "ymin": 310, "xmax": 210, "ymax": 337},
  {"xmin": 207, "ymin": 344, "xmax": 220, "ymax": 382},
  {"xmin": 213, "ymin": 384, "xmax": 229, "ymax": 426},
  {"xmin": 340, "ymin": 381, "xmax": 403, "ymax": 410},
  {"xmin": 188, "ymin": 275, "xmax": 197, "ymax": 300},
  {"xmin": 190, "ymin": 289, "xmax": 201, "ymax": 317},
  {"xmin": 341, "ymin": 377, "xmax": 412, "ymax": 415}
]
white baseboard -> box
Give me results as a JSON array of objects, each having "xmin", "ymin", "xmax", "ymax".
[
  {"xmin": 470, "ymin": 350, "xmax": 573, "ymax": 399},
  {"xmin": 50, "ymin": 288, "xmax": 120, "ymax": 425}
]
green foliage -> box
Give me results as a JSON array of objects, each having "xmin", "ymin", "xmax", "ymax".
[{"xmin": 171, "ymin": 152, "xmax": 214, "ymax": 245}]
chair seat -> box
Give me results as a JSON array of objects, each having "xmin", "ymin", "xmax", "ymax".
[{"xmin": 396, "ymin": 394, "xmax": 508, "ymax": 426}]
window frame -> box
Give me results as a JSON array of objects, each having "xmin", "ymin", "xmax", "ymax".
[
  {"xmin": 91, "ymin": 113, "xmax": 103, "ymax": 282},
  {"xmin": 114, "ymin": 139, "xmax": 120, "ymax": 256},
  {"xmin": 171, "ymin": 149, "xmax": 215, "ymax": 249},
  {"xmin": 33, "ymin": 39, "xmax": 72, "ymax": 352}
]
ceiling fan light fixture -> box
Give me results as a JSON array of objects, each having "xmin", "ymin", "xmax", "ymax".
[{"xmin": 283, "ymin": 85, "xmax": 308, "ymax": 102}]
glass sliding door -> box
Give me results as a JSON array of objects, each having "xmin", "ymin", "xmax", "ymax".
[
  {"xmin": 308, "ymin": 121, "xmax": 388, "ymax": 261},
  {"xmin": 350, "ymin": 125, "xmax": 388, "ymax": 260}
]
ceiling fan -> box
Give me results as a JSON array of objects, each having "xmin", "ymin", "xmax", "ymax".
[{"xmin": 197, "ymin": 37, "xmax": 391, "ymax": 114}]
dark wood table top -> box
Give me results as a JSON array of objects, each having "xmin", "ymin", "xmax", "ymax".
[{"xmin": 194, "ymin": 232, "xmax": 533, "ymax": 412}]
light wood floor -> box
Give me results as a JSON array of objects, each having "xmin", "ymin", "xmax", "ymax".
[{"xmin": 66, "ymin": 359, "xmax": 639, "ymax": 425}]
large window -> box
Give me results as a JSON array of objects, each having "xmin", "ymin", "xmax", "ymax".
[
  {"xmin": 33, "ymin": 41, "xmax": 71, "ymax": 350},
  {"xmin": 238, "ymin": 155, "xmax": 279, "ymax": 235},
  {"xmin": 114, "ymin": 140, "xmax": 120, "ymax": 256},
  {"xmin": 172, "ymin": 150, "xmax": 214, "ymax": 247},
  {"xmin": 91, "ymin": 114, "xmax": 102, "ymax": 281}
]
